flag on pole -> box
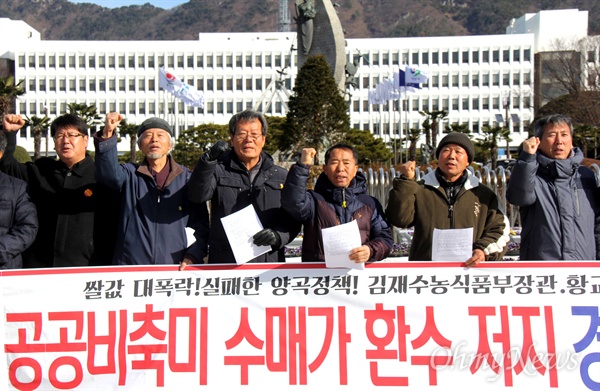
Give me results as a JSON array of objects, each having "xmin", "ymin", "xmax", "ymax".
[
  {"xmin": 404, "ymin": 65, "xmax": 429, "ymax": 84},
  {"xmin": 159, "ymin": 67, "xmax": 204, "ymax": 108},
  {"xmin": 398, "ymin": 69, "xmax": 422, "ymax": 92}
]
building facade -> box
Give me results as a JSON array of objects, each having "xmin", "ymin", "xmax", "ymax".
[{"xmin": 0, "ymin": 9, "xmax": 589, "ymax": 155}]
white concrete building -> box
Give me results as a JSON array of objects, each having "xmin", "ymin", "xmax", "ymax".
[{"xmin": 0, "ymin": 9, "xmax": 590, "ymax": 155}]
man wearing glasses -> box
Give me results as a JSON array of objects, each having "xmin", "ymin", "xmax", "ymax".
[
  {"xmin": 185, "ymin": 110, "xmax": 300, "ymax": 265},
  {"xmin": 1, "ymin": 114, "xmax": 119, "ymax": 268}
]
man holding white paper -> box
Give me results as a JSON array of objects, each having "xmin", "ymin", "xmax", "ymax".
[
  {"xmin": 187, "ymin": 110, "xmax": 300, "ymax": 264},
  {"xmin": 281, "ymin": 144, "xmax": 393, "ymax": 263},
  {"xmin": 386, "ymin": 132, "xmax": 509, "ymax": 266}
]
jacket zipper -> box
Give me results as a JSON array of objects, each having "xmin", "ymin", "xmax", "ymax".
[
  {"xmin": 448, "ymin": 204, "xmax": 454, "ymax": 228},
  {"xmin": 573, "ymin": 185, "xmax": 580, "ymax": 216}
]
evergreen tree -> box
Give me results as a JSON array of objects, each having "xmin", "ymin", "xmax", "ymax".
[
  {"xmin": 282, "ymin": 55, "xmax": 350, "ymax": 159},
  {"xmin": 345, "ymin": 128, "xmax": 392, "ymax": 165},
  {"xmin": 24, "ymin": 115, "xmax": 51, "ymax": 161},
  {"xmin": 118, "ymin": 119, "xmax": 140, "ymax": 163},
  {"xmin": 0, "ymin": 76, "xmax": 25, "ymax": 119}
]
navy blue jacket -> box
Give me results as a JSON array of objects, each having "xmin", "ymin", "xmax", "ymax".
[
  {"xmin": 95, "ymin": 134, "xmax": 209, "ymax": 265},
  {"xmin": 0, "ymin": 171, "xmax": 38, "ymax": 269},
  {"xmin": 282, "ymin": 163, "xmax": 393, "ymax": 262}
]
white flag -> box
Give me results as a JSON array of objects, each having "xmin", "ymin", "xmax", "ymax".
[
  {"xmin": 404, "ymin": 65, "xmax": 429, "ymax": 85},
  {"xmin": 159, "ymin": 67, "xmax": 204, "ymax": 108}
]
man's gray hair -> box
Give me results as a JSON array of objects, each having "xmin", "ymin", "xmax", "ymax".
[
  {"xmin": 228, "ymin": 110, "xmax": 268, "ymax": 136},
  {"xmin": 534, "ymin": 114, "xmax": 574, "ymax": 138}
]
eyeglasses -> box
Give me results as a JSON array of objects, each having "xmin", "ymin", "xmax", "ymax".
[
  {"xmin": 234, "ymin": 132, "xmax": 263, "ymax": 141},
  {"xmin": 53, "ymin": 133, "xmax": 85, "ymax": 141}
]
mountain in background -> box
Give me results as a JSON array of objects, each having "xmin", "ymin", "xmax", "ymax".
[{"xmin": 0, "ymin": 0, "xmax": 598, "ymax": 40}]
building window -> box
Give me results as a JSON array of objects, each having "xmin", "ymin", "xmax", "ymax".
[
  {"xmin": 138, "ymin": 102, "xmax": 145, "ymax": 114},
  {"xmin": 421, "ymin": 52, "xmax": 429, "ymax": 65},
  {"xmin": 432, "ymin": 51, "xmax": 439, "ymax": 64},
  {"xmin": 99, "ymin": 78, "xmax": 106, "ymax": 91},
  {"xmin": 493, "ymin": 50, "xmax": 500, "ymax": 62},
  {"xmin": 49, "ymin": 56, "xmax": 55, "ymax": 68},
  {"xmin": 245, "ymin": 54, "xmax": 252, "ymax": 67},
  {"xmin": 462, "ymin": 98, "xmax": 468, "ymax": 110},
  {"xmin": 207, "ymin": 79, "xmax": 214, "ymax": 90},
  {"xmin": 29, "ymin": 55, "xmax": 35, "ymax": 67},
  {"xmin": 148, "ymin": 78, "xmax": 155, "ymax": 90},
  {"xmin": 79, "ymin": 55, "xmax": 85, "ymax": 68},
  {"xmin": 452, "ymin": 98, "xmax": 459, "ymax": 110},
  {"xmin": 503, "ymin": 49, "xmax": 510, "ymax": 62},
  {"xmin": 187, "ymin": 55, "xmax": 194, "ymax": 67},
  {"xmin": 482, "ymin": 73, "xmax": 489, "ymax": 86},
  {"xmin": 99, "ymin": 56, "xmax": 105, "ymax": 68},
  {"xmin": 49, "ymin": 78, "xmax": 56, "ymax": 91},
  {"xmin": 138, "ymin": 55, "xmax": 145, "ymax": 68},
  {"xmin": 129, "ymin": 79, "xmax": 136, "ymax": 92},
  {"xmin": 513, "ymin": 49, "xmax": 520, "ymax": 62},
  {"xmin": 206, "ymin": 55, "xmax": 213, "ymax": 67},
  {"xmin": 177, "ymin": 55, "xmax": 183, "ymax": 68},
  {"xmin": 69, "ymin": 78, "xmax": 76, "ymax": 91},
  {"xmin": 482, "ymin": 50, "xmax": 489, "ymax": 63},
  {"xmin": 472, "ymin": 73, "xmax": 479, "ymax": 87},
  {"xmin": 513, "ymin": 73, "xmax": 521, "ymax": 85},
  {"xmin": 89, "ymin": 78, "xmax": 96, "ymax": 91},
  {"xmin": 452, "ymin": 51, "xmax": 459, "ymax": 64},
  {"xmin": 119, "ymin": 78, "xmax": 126, "ymax": 92},
  {"xmin": 59, "ymin": 78, "xmax": 66, "ymax": 92},
  {"xmin": 236, "ymin": 54, "xmax": 242, "ymax": 67},
  {"xmin": 452, "ymin": 74, "xmax": 459, "ymax": 87},
  {"xmin": 138, "ymin": 78, "xmax": 145, "ymax": 91},
  {"xmin": 109, "ymin": 78, "xmax": 116, "ymax": 91},
  {"xmin": 119, "ymin": 55, "xmax": 125, "ymax": 68},
  {"xmin": 88, "ymin": 56, "xmax": 96, "ymax": 68},
  {"xmin": 148, "ymin": 56, "xmax": 155, "ymax": 68},
  {"xmin": 226, "ymin": 54, "xmax": 233, "ymax": 67},
  {"xmin": 168, "ymin": 55, "xmax": 174, "ymax": 68},
  {"xmin": 412, "ymin": 52, "xmax": 418, "ymax": 64},
  {"xmin": 79, "ymin": 79, "xmax": 86, "ymax": 92},
  {"xmin": 59, "ymin": 55, "xmax": 65, "ymax": 67},
  {"xmin": 197, "ymin": 55, "xmax": 204, "ymax": 67},
  {"xmin": 28, "ymin": 78, "xmax": 36, "ymax": 92},
  {"xmin": 236, "ymin": 78, "xmax": 242, "ymax": 90},
  {"xmin": 38, "ymin": 55, "xmax": 46, "ymax": 67},
  {"xmin": 472, "ymin": 51, "xmax": 479, "ymax": 63},
  {"xmin": 462, "ymin": 51, "xmax": 468, "ymax": 63},
  {"xmin": 69, "ymin": 55, "xmax": 76, "ymax": 68},
  {"xmin": 108, "ymin": 56, "xmax": 115, "ymax": 68},
  {"xmin": 482, "ymin": 97, "xmax": 489, "ymax": 110},
  {"xmin": 216, "ymin": 55, "xmax": 223, "ymax": 68},
  {"xmin": 217, "ymin": 78, "xmax": 223, "ymax": 91},
  {"xmin": 149, "ymin": 102, "xmax": 156, "ymax": 115},
  {"xmin": 503, "ymin": 72, "xmax": 510, "ymax": 86},
  {"xmin": 39, "ymin": 78, "xmax": 46, "ymax": 91},
  {"xmin": 524, "ymin": 49, "xmax": 531, "ymax": 62}
]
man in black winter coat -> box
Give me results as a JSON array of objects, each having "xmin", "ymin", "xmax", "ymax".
[
  {"xmin": 186, "ymin": 110, "xmax": 300, "ymax": 265},
  {"xmin": 2, "ymin": 114, "xmax": 119, "ymax": 268}
]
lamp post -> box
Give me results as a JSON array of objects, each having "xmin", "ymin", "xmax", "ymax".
[{"xmin": 502, "ymin": 90, "xmax": 511, "ymax": 159}]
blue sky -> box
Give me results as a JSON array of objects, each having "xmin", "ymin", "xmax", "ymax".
[{"xmin": 68, "ymin": 0, "xmax": 188, "ymax": 9}]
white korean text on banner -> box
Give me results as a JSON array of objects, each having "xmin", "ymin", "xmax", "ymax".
[{"xmin": 1, "ymin": 262, "xmax": 599, "ymax": 390}]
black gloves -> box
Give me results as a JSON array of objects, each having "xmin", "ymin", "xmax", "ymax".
[
  {"xmin": 253, "ymin": 229, "xmax": 281, "ymax": 248},
  {"xmin": 205, "ymin": 140, "xmax": 229, "ymax": 161}
]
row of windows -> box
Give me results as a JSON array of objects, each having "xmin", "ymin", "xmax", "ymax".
[
  {"xmin": 20, "ymin": 46, "xmax": 533, "ymax": 71},
  {"xmin": 367, "ymin": 120, "xmax": 529, "ymax": 136},
  {"xmin": 19, "ymin": 99, "xmax": 286, "ymax": 118},
  {"xmin": 19, "ymin": 53, "xmax": 295, "ymax": 70},
  {"xmin": 24, "ymin": 76, "xmax": 293, "ymax": 93},
  {"xmin": 352, "ymin": 48, "xmax": 532, "ymax": 67},
  {"xmin": 365, "ymin": 94, "xmax": 531, "ymax": 112},
  {"xmin": 364, "ymin": 71, "xmax": 532, "ymax": 90}
]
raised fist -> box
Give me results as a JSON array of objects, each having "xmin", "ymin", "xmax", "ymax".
[
  {"xmin": 206, "ymin": 140, "xmax": 229, "ymax": 161},
  {"xmin": 3, "ymin": 115, "xmax": 25, "ymax": 132},
  {"xmin": 300, "ymin": 147, "xmax": 317, "ymax": 165},
  {"xmin": 400, "ymin": 161, "xmax": 416, "ymax": 180},
  {"xmin": 522, "ymin": 137, "xmax": 540, "ymax": 155},
  {"xmin": 102, "ymin": 112, "xmax": 123, "ymax": 138}
]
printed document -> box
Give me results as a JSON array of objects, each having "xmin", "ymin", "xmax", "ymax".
[
  {"xmin": 221, "ymin": 205, "xmax": 271, "ymax": 264},
  {"xmin": 431, "ymin": 227, "xmax": 473, "ymax": 262},
  {"xmin": 322, "ymin": 220, "xmax": 365, "ymax": 270}
]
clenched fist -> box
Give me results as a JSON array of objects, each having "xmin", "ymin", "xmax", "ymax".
[
  {"xmin": 3, "ymin": 115, "xmax": 25, "ymax": 132},
  {"xmin": 300, "ymin": 147, "xmax": 317, "ymax": 165},
  {"xmin": 522, "ymin": 137, "xmax": 540, "ymax": 155},
  {"xmin": 400, "ymin": 161, "xmax": 416, "ymax": 180},
  {"xmin": 102, "ymin": 112, "xmax": 123, "ymax": 139}
]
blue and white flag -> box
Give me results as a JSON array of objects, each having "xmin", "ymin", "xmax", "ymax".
[
  {"xmin": 398, "ymin": 69, "xmax": 422, "ymax": 92},
  {"xmin": 404, "ymin": 65, "xmax": 429, "ymax": 84},
  {"xmin": 159, "ymin": 67, "xmax": 204, "ymax": 108}
]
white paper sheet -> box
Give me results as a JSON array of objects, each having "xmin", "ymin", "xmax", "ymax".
[
  {"xmin": 431, "ymin": 227, "xmax": 473, "ymax": 262},
  {"xmin": 220, "ymin": 205, "xmax": 271, "ymax": 264},
  {"xmin": 321, "ymin": 220, "xmax": 365, "ymax": 270}
]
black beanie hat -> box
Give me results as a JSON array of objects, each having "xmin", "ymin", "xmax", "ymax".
[
  {"xmin": 436, "ymin": 132, "xmax": 475, "ymax": 163},
  {"xmin": 137, "ymin": 118, "xmax": 174, "ymax": 138}
]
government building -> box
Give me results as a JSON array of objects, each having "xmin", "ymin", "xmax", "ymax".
[{"xmin": 0, "ymin": 8, "xmax": 592, "ymax": 155}]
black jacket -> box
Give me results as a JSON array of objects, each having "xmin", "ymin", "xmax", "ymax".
[
  {"xmin": 0, "ymin": 130, "xmax": 119, "ymax": 268},
  {"xmin": 0, "ymin": 171, "xmax": 38, "ymax": 269},
  {"xmin": 188, "ymin": 150, "xmax": 301, "ymax": 263},
  {"xmin": 282, "ymin": 163, "xmax": 393, "ymax": 262}
]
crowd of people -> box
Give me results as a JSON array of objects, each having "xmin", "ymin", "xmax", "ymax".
[{"xmin": 0, "ymin": 110, "xmax": 598, "ymax": 270}]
